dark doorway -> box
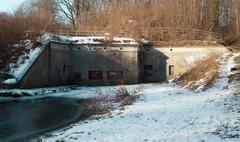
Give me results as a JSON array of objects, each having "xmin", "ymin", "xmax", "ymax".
[
  {"xmin": 63, "ymin": 63, "xmax": 74, "ymax": 84},
  {"xmin": 169, "ymin": 65, "xmax": 175, "ymax": 76}
]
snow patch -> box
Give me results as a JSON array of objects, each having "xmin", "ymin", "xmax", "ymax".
[
  {"xmin": 186, "ymin": 54, "xmax": 208, "ymax": 64},
  {"xmin": 3, "ymin": 78, "xmax": 17, "ymax": 84},
  {"xmin": 9, "ymin": 47, "xmax": 43, "ymax": 81},
  {"xmin": 51, "ymin": 35, "xmax": 138, "ymax": 45}
]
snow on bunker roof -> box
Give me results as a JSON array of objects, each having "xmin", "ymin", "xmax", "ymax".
[
  {"xmin": 3, "ymin": 33, "xmax": 139, "ymax": 85},
  {"xmin": 51, "ymin": 35, "xmax": 139, "ymax": 46}
]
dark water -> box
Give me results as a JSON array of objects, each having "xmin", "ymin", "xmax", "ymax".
[{"xmin": 0, "ymin": 97, "xmax": 86, "ymax": 142}]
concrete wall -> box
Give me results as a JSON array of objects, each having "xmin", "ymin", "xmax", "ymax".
[
  {"xmin": 19, "ymin": 41, "xmax": 228, "ymax": 88},
  {"xmin": 49, "ymin": 42, "xmax": 140, "ymax": 86},
  {"xmin": 142, "ymin": 46, "xmax": 228, "ymax": 83},
  {"xmin": 20, "ymin": 42, "xmax": 140, "ymax": 88},
  {"xmin": 19, "ymin": 45, "xmax": 50, "ymax": 88},
  {"xmin": 141, "ymin": 48, "xmax": 169, "ymax": 82}
]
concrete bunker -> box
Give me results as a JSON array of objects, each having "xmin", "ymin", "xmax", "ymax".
[{"xmin": 18, "ymin": 37, "xmax": 228, "ymax": 88}]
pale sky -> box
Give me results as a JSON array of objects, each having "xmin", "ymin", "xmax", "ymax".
[{"xmin": 0, "ymin": 0, "xmax": 26, "ymax": 13}]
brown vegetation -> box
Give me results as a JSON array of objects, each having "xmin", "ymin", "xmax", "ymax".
[
  {"xmin": 54, "ymin": 0, "xmax": 224, "ymax": 40},
  {"xmin": 1, "ymin": 0, "xmax": 240, "ymax": 47},
  {"xmin": 0, "ymin": 0, "xmax": 59, "ymax": 70},
  {"xmin": 51, "ymin": 0, "xmax": 240, "ymax": 42},
  {"xmin": 81, "ymin": 86, "xmax": 143, "ymax": 119},
  {"xmin": 175, "ymin": 54, "xmax": 220, "ymax": 91},
  {"xmin": 1, "ymin": 0, "xmax": 240, "ymax": 71},
  {"xmin": 1, "ymin": 0, "xmax": 238, "ymax": 42}
]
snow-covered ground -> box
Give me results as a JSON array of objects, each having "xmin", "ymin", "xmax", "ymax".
[{"xmin": 31, "ymin": 53, "xmax": 240, "ymax": 142}]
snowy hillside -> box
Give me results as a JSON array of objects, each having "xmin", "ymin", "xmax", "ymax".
[{"xmin": 3, "ymin": 34, "xmax": 52, "ymax": 85}]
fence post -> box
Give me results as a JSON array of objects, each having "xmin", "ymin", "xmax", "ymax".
[
  {"xmin": 193, "ymin": 29, "xmax": 196, "ymax": 40},
  {"xmin": 208, "ymin": 31, "xmax": 211, "ymax": 41}
]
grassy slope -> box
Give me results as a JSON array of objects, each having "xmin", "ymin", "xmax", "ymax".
[{"xmin": 175, "ymin": 54, "xmax": 220, "ymax": 91}]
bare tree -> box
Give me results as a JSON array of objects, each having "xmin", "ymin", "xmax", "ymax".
[
  {"xmin": 15, "ymin": 0, "xmax": 57, "ymax": 32},
  {"xmin": 55, "ymin": 0, "xmax": 99, "ymax": 30}
]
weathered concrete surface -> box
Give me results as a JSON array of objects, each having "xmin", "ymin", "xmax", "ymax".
[
  {"xmin": 19, "ymin": 45, "xmax": 50, "ymax": 88},
  {"xmin": 19, "ymin": 41, "xmax": 229, "ymax": 88},
  {"xmin": 142, "ymin": 46, "xmax": 228, "ymax": 82},
  {"xmin": 141, "ymin": 48, "xmax": 168, "ymax": 83},
  {"xmin": 20, "ymin": 42, "xmax": 140, "ymax": 88},
  {"xmin": 50, "ymin": 43, "xmax": 140, "ymax": 86},
  {"xmin": 163, "ymin": 47, "xmax": 228, "ymax": 79}
]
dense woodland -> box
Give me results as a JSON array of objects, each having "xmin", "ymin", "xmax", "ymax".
[{"xmin": 1, "ymin": 0, "xmax": 240, "ymax": 51}]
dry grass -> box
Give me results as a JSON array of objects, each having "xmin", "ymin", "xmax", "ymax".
[
  {"xmin": 82, "ymin": 85, "xmax": 143, "ymax": 119},
  {"xmin": 175, "ymin": 54, "xmax": 220, "ymax": 91}
]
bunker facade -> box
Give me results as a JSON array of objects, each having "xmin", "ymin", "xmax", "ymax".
[{"xmin": 19, "ymin": 38, "xmax": 228, "ymax": 88}]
